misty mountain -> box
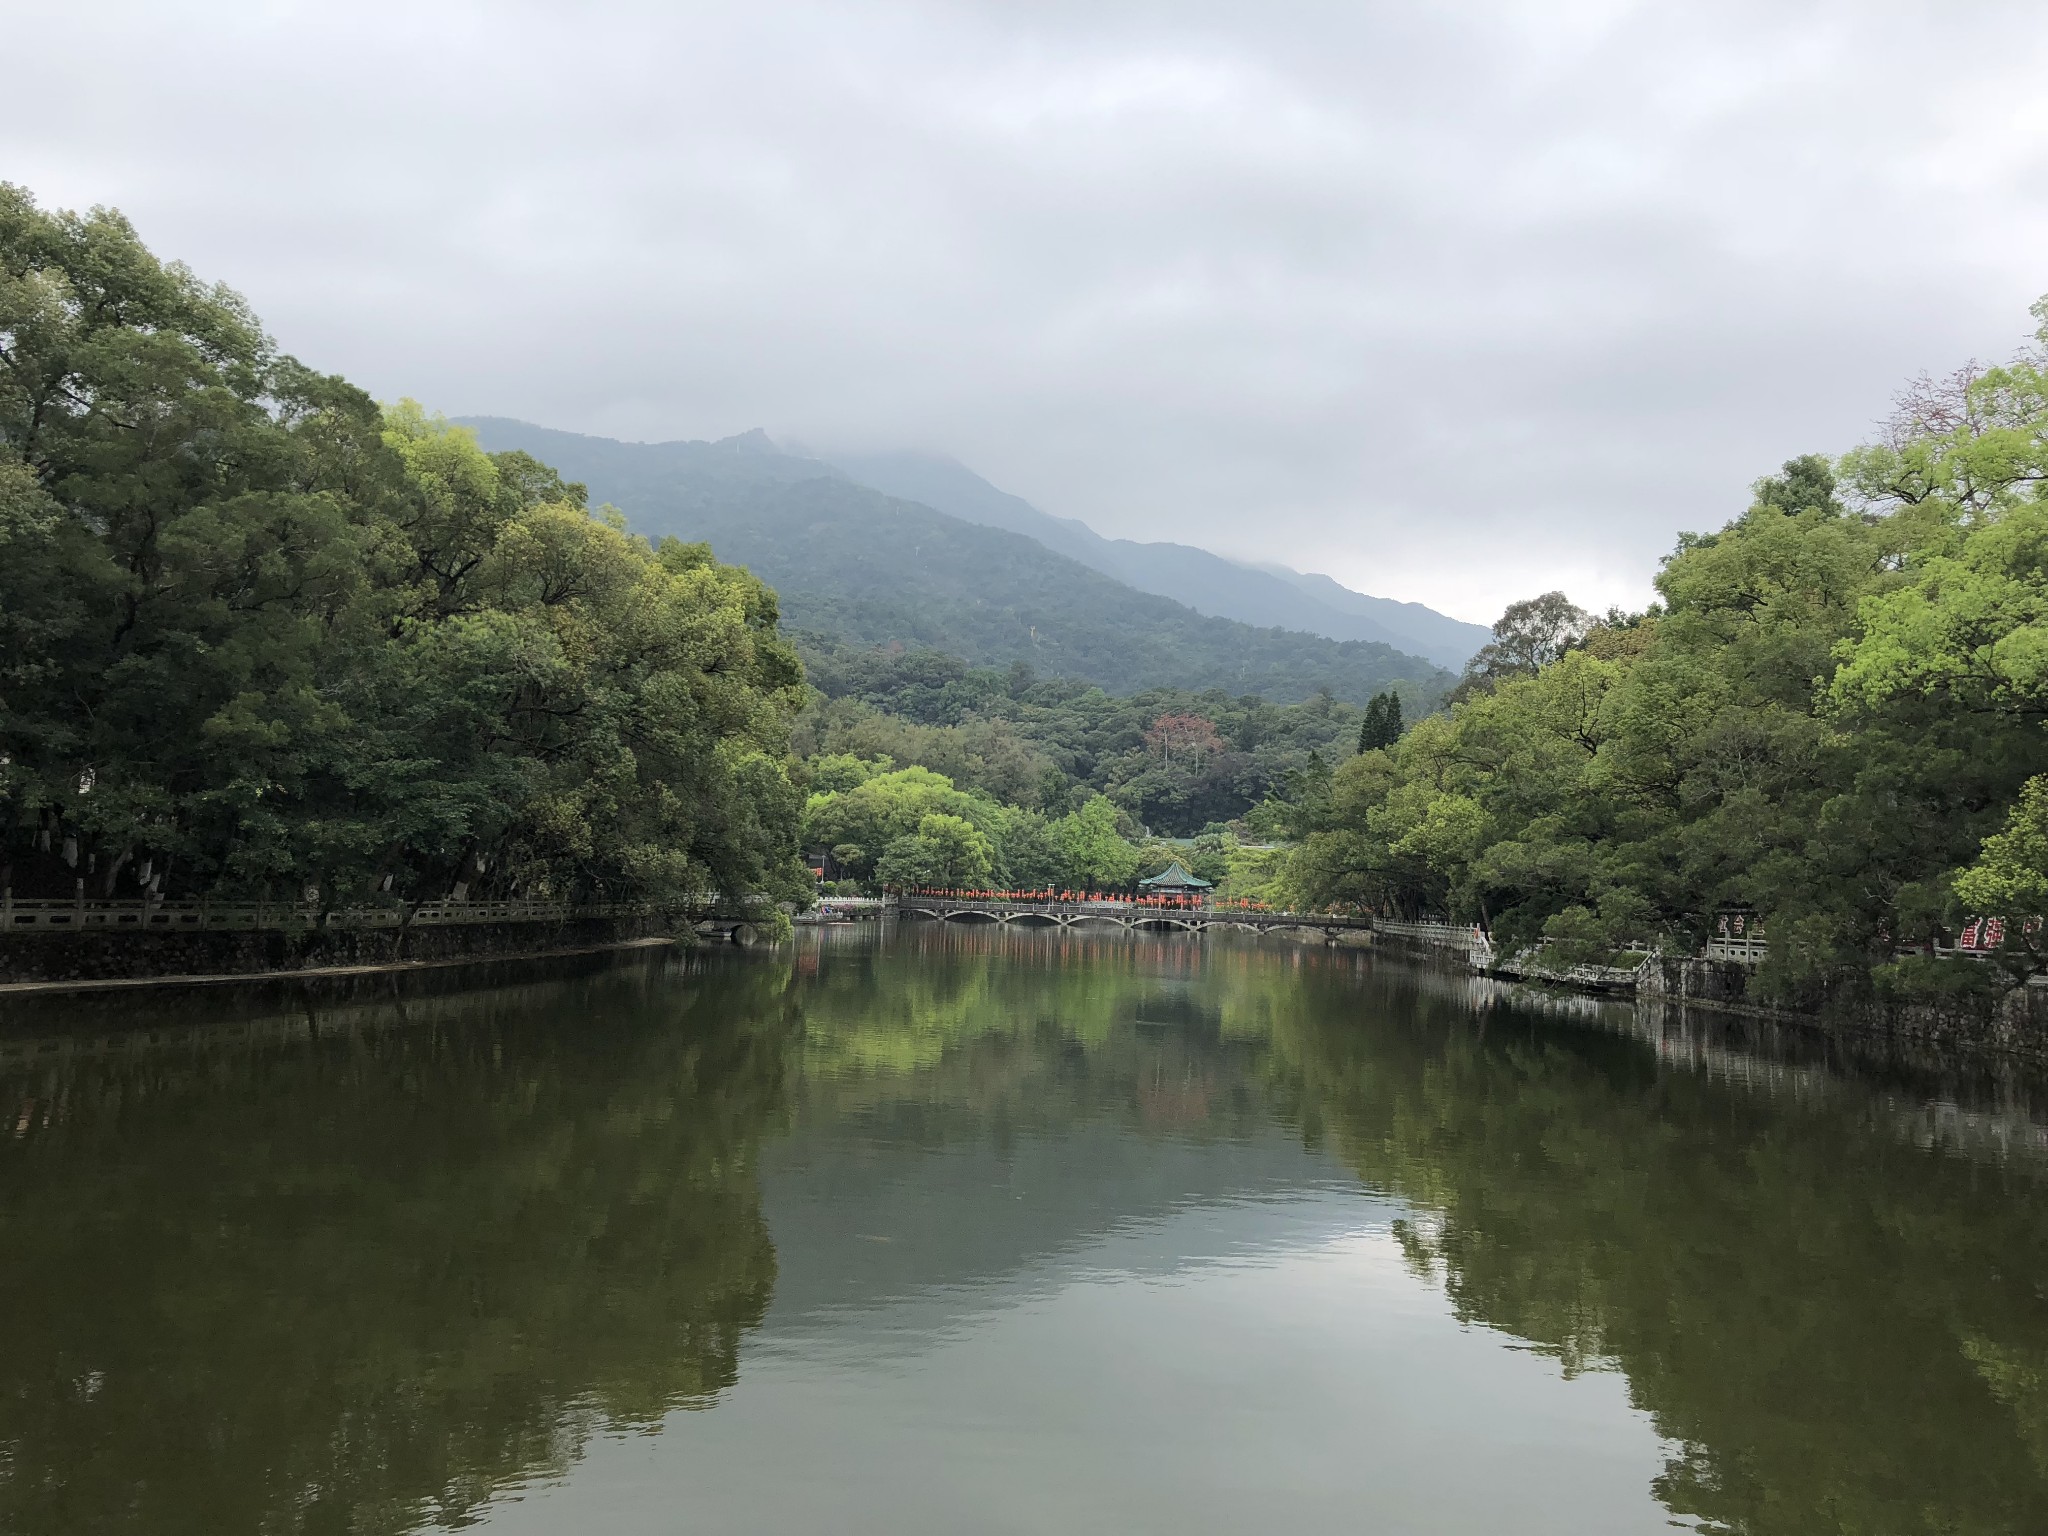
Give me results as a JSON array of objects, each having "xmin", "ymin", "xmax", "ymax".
[
  {"xmin": 821, "ymin": 450, "xmax": 1492, "ymax": 670},
  {"xmin": 460, "ymin": 419, "xmax": 1452, "ymax": 705}
]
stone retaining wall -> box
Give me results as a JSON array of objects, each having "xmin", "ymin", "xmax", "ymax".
[
  {"xmin": 0, "ymin": 913, "xmax": 677, "ymax": 987},
  {"xmin": 1640, "ymin": 953, "xmax": 2048, "ymax": 1060},
  {"xmin": 1379, "ymin": 930, "xmax": 2048, "ymax": 1061},
  {"xmin": 1638, "ymin": 954, "xmax": 1759, "ymax": 1005}
]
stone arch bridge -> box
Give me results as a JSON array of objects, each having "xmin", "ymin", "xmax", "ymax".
[{"xmin": 893, "ymin": 895, "xmax": 1375, "ymax": 941}]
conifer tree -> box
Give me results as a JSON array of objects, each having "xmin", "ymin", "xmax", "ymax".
[{"xmin": 1357, "ymin": 692, "xmax": 1403, "ymax": 753}]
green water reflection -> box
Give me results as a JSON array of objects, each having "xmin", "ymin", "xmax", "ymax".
[{"xmin": 3, "ymin": 925, "xmax": 2048, "ymax": 1533}]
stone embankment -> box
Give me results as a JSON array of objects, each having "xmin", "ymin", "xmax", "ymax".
[
  {"xmin": 0, "ymin": 899, "xmax": 728, "ymax": 991},
  {"xmin": 1636, "ymin": 951, "xmax": 2048, "ymax": 1058},
  {"xmin": 1377, "ymin": 919, "xmax": 2048, "ymax": 1060}
]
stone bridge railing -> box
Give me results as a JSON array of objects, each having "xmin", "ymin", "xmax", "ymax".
[{"xmin": 892, "ymin": 894, "xmax": 1374, "ymax": 932}]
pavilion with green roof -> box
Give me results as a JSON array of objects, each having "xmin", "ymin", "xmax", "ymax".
[{"xmin": 1139, "ymin": 860, "xmax": 1213, "ymax": 895}]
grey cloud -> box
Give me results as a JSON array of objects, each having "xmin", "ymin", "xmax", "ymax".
[{"xmin": 8, "ymin": 0, "xmax": 2047, "ymax": 620}]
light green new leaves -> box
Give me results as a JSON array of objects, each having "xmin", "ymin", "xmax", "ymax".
[
  {"xmin": 1839, "ymin": 357, "xmax": 2048, "ymax": 525},
  {"xmin": 1832, "ymin": 504, "xmax": 2048, "ymax": 720},
  {"xmin": 1047, "ymin": 796, "xmax": 1140, "ymax": 888},
  {"xmin": 1955, "ymin": 776, "xmax": 2048, "ymax": 916}
]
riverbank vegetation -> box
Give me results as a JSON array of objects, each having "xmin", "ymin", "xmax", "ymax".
[
  {"xmin": 1281, "ymin": 300, "xmax": 2048, "ymax": 1007},
  {"xmin": 0, "ymin": 187, "xmax": 810, "ymax": 912}
]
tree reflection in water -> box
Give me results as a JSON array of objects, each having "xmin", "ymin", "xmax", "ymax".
[
  {"xmin": 1261, "ymin": 955, "xmax": 2048, "ymax": 1536},
  {"xmin": 0, "ymin": 956, "xmax": 795, "ymax": 1535},
  {"xmin": 5, "ymin": 928, "xmax": 2048, "ymax": 1535}
]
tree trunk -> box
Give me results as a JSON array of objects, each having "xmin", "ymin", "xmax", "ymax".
[{"xmin": 100, "ymin": 844, "xmax": 134, "ymax": 898}]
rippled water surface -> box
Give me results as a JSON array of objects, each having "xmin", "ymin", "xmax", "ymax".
[{"xmin": 7, "ymin": 923, "xmax": 2048, "ymax": 1534}]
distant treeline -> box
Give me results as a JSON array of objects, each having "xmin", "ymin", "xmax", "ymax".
[
  {"xmin": 784, "ymin": 641, "xmax": 1335, "ymax": 896},
  {"xmin": 794, "ymin": 634, "xmax": 1390, "ymax": 835},
  {"xmin": 1281, "ymin": 305, "xmax": 2048, "ymax": 1006},
  {"xmin": 0, "ymin": 186, "xmax": 809, "ymax": 911}
]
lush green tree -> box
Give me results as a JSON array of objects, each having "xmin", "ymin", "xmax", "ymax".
[
  {"xmin": 1278, "ymin": 304, "xmax": 2048, "ymax": 999},
  {"xmin": 0, "ymin": 187, "xmax": 807, "ymax": 911},
  {"xmin": 1048, "ymin": 796, "xmax": 1141, "ymax": 889},
  {"xmin": 1954, "ymin": 778, "xmax": 2048, "ymax": 981},
  {"xmin": 2, "ymin": 184, "xmax": 394, "ymax": 901},
  {"xmin": 1831, "ymin": 503, "xmax": 2048, "ymax": 722},
  {"xmin": 801, "ymin": 766, "xmax": 990, "ymax": 882},
  {"xmin": 987, "ymin": 806, "xmax": 1066, "ymax": 890},
  {"xmin": 1456, "ymin": 591, "xmax": 1591, "ymax": 694},
  {"xmin": 800, "ymin": 761, "xmax": 1151, "ymax": 893},
  {"xmin": 805, "ymin": 752, "xmax": 891, "ymax": 794},
  {"xmin": 792, "ymin": 695, "xmax": 1053, "ymax": 806},
  {"xmin": 1957, "ymin": 779, "xmax": 2048, "ymax": 915},
  {"xmin": 873, "ymin": 812, "xmax": 997, "ymax": 889}
]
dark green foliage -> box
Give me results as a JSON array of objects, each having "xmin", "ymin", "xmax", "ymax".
[
  {"xmin": 793, "ymin": 636, "xmax": 1386, "ymax": 836},
  {"xmin": 0, "ymin": 187, "xmax": 807, "ymax": 910},
  {"xmin": 1753, "ymin": 453, "xmax": 1845, "ymax": 517},
  {"xmin": 1455, "ymin": 590, "xmax": 1591, "ymax": 696},
  {"xmin": 1357, "ymin": 691, "xmax": 1403, "ymax": 752},
  {"xmin": 1283, "ymin": 301, "xmax": 2048, "ymax": 999}
]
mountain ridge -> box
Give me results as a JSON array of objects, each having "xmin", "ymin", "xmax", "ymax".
[
  {"xmin": 457, "ymin": 418, "xmax": 1453, "ymax": 706},
  {"xmin": 817, "ymin": 449, "xmax": 1490, "ymax": 669}
]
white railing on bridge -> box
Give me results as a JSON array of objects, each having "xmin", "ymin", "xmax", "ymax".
[{"xmin": 893, "ymin": 894, "xmax": 1374, "ymax": 927}]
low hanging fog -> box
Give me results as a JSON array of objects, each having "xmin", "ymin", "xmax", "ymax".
[{"xmin": 10, "ymin": 0, "xmax": 2048, "ymax": 620}]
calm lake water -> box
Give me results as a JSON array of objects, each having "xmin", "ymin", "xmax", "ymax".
[{"xmin": 6, "ymin": 923, "xmax": 2048, "ymax": 1535}]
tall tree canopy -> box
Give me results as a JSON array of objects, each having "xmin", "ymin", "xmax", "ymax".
[
  {"xmin": 1284, "ymin": 297, "xmax": 2048, "ymax": 1005},
  {"xmin": 0, "ymin": 186, "xmax": 808, "ymax": 910}
]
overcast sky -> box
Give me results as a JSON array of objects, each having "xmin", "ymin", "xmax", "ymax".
[{"xmin": 11, "ymin": 1, "xmax": 2048, "ymax": 622}]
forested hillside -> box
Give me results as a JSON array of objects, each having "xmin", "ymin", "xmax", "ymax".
[
  {"xmin": 0, "ymin": 188, "xmax": 810, "ymax": 911},
  {"xmin": 795, "ymin": 635, "xmax": 1377, "ymax": 829},
  {"xmin": 733, "ymin": 631, "xmax": 1388, "ymax": 899},
  {"xmin": 820, "ymin": 449, "xmax": 1492, "ymax": 669},
  {"xmin": 1280, "ymin": 304, "xmax": 2048, "ymax": 1009},
  {"xmin": 459, "ymin": 420, "xmax": 1453, "ymax": 705}
]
